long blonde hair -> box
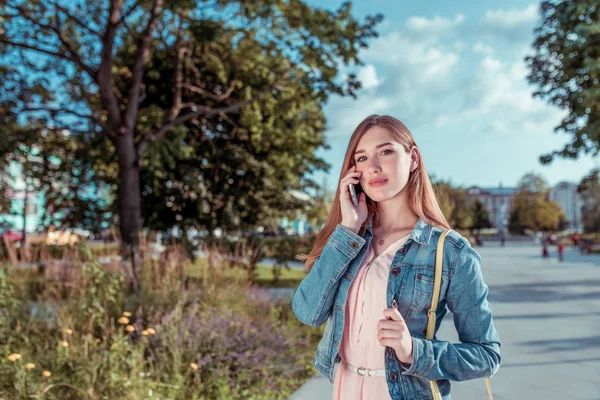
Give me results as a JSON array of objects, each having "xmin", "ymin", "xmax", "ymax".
[{"xmin": 297, "ymin": 114, "xmax": 451, "ymax": 271}]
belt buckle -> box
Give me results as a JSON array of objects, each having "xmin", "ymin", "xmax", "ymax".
[{"xmin": 357, "ymin": 367, "xmax": 367, "ymax": 376}]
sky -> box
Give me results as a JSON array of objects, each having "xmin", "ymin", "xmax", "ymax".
[{"xmin": 305, "ymin": 0, "xmax": 599, "ymax": 193}]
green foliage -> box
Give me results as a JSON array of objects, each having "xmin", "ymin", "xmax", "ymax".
[
  {"xmin": 433, "ymin": 180, "xmax": 482, "ymax": 229},
  {"xmin": 578, "ymin": 168, "xmax": 600, "ymax": 232},
  {"xmin": 0, "ymin": 0, "xmax": 383, "ymax": 240},
  {"xmin": 0, "ymin": 255, "xmax": 320, "ymax": 399},
  {"xmin": 304, "ymin": 185, "xmax": 335, "ymax": 232},
  {"xmin": 508, "ymin": 173, "xmax": 566, "ymax": 233},
  {"xmin": 471, "ymin": 200, "xmax": 492, "ymax": 231},
  {"xmin": 527, "ymin": 1, "xmax": 600, "ymax": 163}
]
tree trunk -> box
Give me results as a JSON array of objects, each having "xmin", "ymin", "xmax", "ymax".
[
  {"xmin": 115, "ymin": 131, "xmax": 142, "ymax": 290},
  {"xmin": 21, "ymin": 175, "xmax": 28, "ymax": 262}
]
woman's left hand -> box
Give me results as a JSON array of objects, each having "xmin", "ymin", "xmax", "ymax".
[{"xmin": 377, "ymin": 307, "xmax": 413, "ymax": 364}]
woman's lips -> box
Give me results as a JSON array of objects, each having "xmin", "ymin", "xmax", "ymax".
[{"xmin": 368, "ymin": 179, "xmax": 388, "ymax": 187}]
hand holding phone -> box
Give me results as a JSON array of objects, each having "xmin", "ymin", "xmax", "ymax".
[
  {"xmin": 340, "ymin": 165, "xmax": 367, "ymax": 233},
  {"xmin": 349, "ymin": 183, "xmax": 359, "ymax": 207}
]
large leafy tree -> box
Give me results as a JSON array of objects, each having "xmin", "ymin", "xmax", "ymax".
[
  {"xmin": 508, "ymin": 173, "xmax": 566, "ymax": 233},
  {"xmin": 527, "ymin": 1, "xmax": 600, "ymax": 164},
  {"xmin": 470, "ymin": 200, "xmax": 492, "ymax": 231},
  {"xmin": 434, "ymin": 180, "xmax": 474, "ymax": 229},
  {"xmin": 0, "ymin": 0, "xmax": 382, "ymax": 253},
  {"xmin": 578, "ymin": 168, "xmax": 600, "ymax": 233}
]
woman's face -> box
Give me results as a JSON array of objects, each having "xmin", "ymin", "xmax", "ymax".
[{"xmin": 352, "ymin": 126, "xmax": 417, "ymax": 202}]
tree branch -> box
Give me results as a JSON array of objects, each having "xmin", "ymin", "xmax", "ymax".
[
  {"xmin": 123, "ymin": 0, "xmax": 164, "ymax": 131},
  {"xmin": 135, "ymin": 66, "xmax": 295, "ymax": 156},
  {"xmin": 0, "ymin": 38, "xmax": 74, "ymax": 62},
  {"xmin": 169, "ymin": 21, "xmax": 186, "ymax": 120},
  {"xmin": 52, "ymin": 2, "xmax": 101, "ymax": 37},
  {"xmin": 21, "ymin": 105, "xmax": 100, "ymax": 122},
  {"xmin": 5, "ymin": 4, "xmax": 97, "ymax": 79},
  {"xmin": 119, "ymin": 0, "xmax": 143, "ymax": 24},
  {"xmin": 97, "ymin": 0, "xmax": 125, "ymax": 130},
  {"xmin": 182, "ymin": 80, "xmax": 238, "ymax": 102}
]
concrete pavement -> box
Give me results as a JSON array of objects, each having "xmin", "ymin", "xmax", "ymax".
[{"xmin": 289, "ymin": 243, "xmax": 600, "ymax": 400}]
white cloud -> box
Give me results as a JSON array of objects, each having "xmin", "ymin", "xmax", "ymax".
[
  {"xmin": 357, "ymin": 64, "xmax": 380, "ymax": 90},
  {"xmin": 483, "ymin": 4, "xmax": 538, "ymax": 31},
  {"xmin": 319, "ymin": 5, "xmax": 590, "ymax": 190},
  {"xmin": 362, "ymin": 31, "xmax": 460, "ymax": 83},
  {"xmin": 406, "ymin": 14, "xmax": 465, "ymax": 33},
  {"xmin": 473, "ymin": 42, "xmax": 494, "ymax": 56}
]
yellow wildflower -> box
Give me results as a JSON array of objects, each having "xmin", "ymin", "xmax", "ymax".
[
  {"xmin": 62, "ymin": 328, "xmax": 73, "ymax": 335},
  {"xmin": 117, "ymin": 317, "xmax": 129, "ymax": 325},
  {"xmin": 141, "ymin": 330, "xmax": 150, "ymax": 336},
  {"xmin": 189, "ymin": 363, "xmax": 199, "ymax": 371},
  {"xmin": 7, "ymin": 353, "xmax": 22, "ymax": 362},
  {"xmin": 110, "ymin": 343, "xmax": 117, "ymax": 350},
  {"xmin": 126, "ymin": 325, "xmax": 135, "ymax": 333},
  {"xmin": 25, "ymin": 363, "xmax": 36, "ymax": 370},
  {"xmin": 95, "ymin": 338, "xmax": 101, "ymax": 343},
  {"xmin": 146, "ymin": 328, "xmax": 156, "ymax": 335},
  {"xmin": 122, "ymin": 311, "xmax": 132, "ymax": 317},
  {"xmin": 61, "ymin": 341, "xmax": 69, "ymax": 348},
  {"xmin": 42, "ymin": 370, "xmax": 52, "ymax": 377}
]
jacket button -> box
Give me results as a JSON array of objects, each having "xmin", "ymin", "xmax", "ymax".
[
  {"xmin": 391, "ymin": 267, "xmax": 400, "ymax": 276},
  {"xmin": 402, "ymin": 247, "xmax": 409, "ymax": 254},
  {"xmin": 349, "ymin": 241, "xmax": 358, "ymax": 249},
  {"xmin": 389, "ymin": 372, "xmax": 398, "ymax": 382},
  {"xmin": 334, "ymin": 340, "xmax": 340, "ymax": 346}
]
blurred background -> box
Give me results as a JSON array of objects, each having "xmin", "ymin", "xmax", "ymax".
[{"xmin": 0, "ymin": 0, "xmax": 599, "ymax": 399}]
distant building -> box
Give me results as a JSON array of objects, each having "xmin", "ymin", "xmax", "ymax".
[
  {"xmin": 549, "ymin": 181, "xmax": 583, "ymax": 231},
  {"xmin": 466, "ymin": 184, "xmax": 517, "ymax": 232},
  {"xmin": 0, "ymin": 162, "xmax": 44, "ymax": 232}
]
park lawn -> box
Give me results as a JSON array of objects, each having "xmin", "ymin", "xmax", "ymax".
[{"xmin": 183, "ymin": 257, "xmax": 306, "ymax": 288}]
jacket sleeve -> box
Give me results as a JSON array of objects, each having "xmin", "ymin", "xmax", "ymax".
[
  {"xmin": 292, "ymin": 224, "xmax": 365, "ymax": 327},
  {"xmin": 400, "ymin": 242, "xmax": 502, "ymax": 381}
]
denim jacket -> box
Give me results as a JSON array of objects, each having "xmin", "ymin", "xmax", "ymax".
[{"xmin": 292, "ymin": 217, "xmax": 501, "ymax": 400}]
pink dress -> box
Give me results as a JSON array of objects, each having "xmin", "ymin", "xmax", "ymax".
[{"xmin": 332, "ymin": 235, "xmax": 409, "ymax": 400}]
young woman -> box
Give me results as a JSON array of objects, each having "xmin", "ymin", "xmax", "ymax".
[{"xmin": 292, "ymin": 115, "xmax": 501, "ymax": 400}]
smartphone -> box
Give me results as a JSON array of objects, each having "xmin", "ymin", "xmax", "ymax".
[{"xmin": 348, "ymin": 183, "xmax": 362, "ymax": 207}]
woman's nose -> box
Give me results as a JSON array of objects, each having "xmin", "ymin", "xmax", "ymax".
[{"xmin": 368, "ymin": 158, "xmax": 381, "ymax": 174}]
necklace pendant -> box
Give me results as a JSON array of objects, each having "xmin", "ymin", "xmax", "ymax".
[{"xmin": 378, "ymin": 239, "xmax": 384, "ymax": 245}]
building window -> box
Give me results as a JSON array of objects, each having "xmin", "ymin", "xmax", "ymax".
[{"xmin": 25, "ymin": 202, "xmax": 37, "ymax": 215}]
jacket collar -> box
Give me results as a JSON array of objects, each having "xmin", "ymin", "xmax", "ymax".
[{"xmin": 365, "ymin": 214, "xmax": 433, "ymax": 245}]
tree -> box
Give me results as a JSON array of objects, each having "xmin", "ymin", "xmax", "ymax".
[
  {"xmin": 508, "ymin": 173, "xmax": 566, "ymax": 233},
  {"xmin": 304, "ymin": 184, "xmax": 335, "ymax": 233},
  {"xmin": 526, "ymin": 1, "xmax": 600, "ymax": 164},
  {"xmin": 0, "ymin": 0, "xmax": 382, "ymax": 256},
  {"xmin": 471, "ymin": 200, "xmax": 492, "ymax": 231},
  {"xmin": 433, "ymin": 180, "xmax": 473, "ymax": 229},
  {"xmin": 578, "ymin": 168, "xmax": 600, "ymax": 232}
]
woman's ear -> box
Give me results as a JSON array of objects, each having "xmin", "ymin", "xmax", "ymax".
[{"xmin": 410, "ymin": 147, "xmax": 420, "ymax": 171}]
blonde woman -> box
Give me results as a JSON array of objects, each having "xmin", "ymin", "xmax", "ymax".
[{"xmin": 293, "ymin": 115, "xmax": 501, "ymax": 399}]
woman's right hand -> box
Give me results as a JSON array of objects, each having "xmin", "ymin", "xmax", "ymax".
[{"xmin": 339, "ymin": 165, "xmax": 368, "ymax": 234}]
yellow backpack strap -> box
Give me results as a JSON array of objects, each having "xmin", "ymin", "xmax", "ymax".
[{"xmin": 427, "ymin": 230, "xmax": 494, "ymax": 400}]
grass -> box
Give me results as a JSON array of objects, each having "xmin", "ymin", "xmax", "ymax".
[{"xmin": 183, "ymin": 257, "xmax": 306, "ymax": 288}]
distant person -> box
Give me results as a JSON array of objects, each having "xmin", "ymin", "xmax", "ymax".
[
  {"xmin": 572, "ymin": 232, "xmax": 580, "ymax": 248},
  {"xmin": 500, "ymin": 232, "xmax": 506, "ymax": 247},
  {"xmin": 292, "ymin": 114, "xmax": 500, "ymax": 400},
  {"xmin": 557, "ymin": 243, "xmax": 565, "ymax": 262},
  {"xmin": 542, "ymin": 235, "xmax": 550, "ymax": 259}
]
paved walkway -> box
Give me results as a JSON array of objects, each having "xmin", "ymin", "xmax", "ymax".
[{"xmin": 289, "ymin": 243, "xmax": 600, "ymax": 400}]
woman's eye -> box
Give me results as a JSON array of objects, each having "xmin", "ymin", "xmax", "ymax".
[{"xmin": 355, "ymin": 149, "xmax": 394, "ymax": 163}]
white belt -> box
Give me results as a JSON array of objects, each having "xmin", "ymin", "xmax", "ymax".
[{"xmin": 343, "ymin": 361, "xmax": 386, "ymax": 377}]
